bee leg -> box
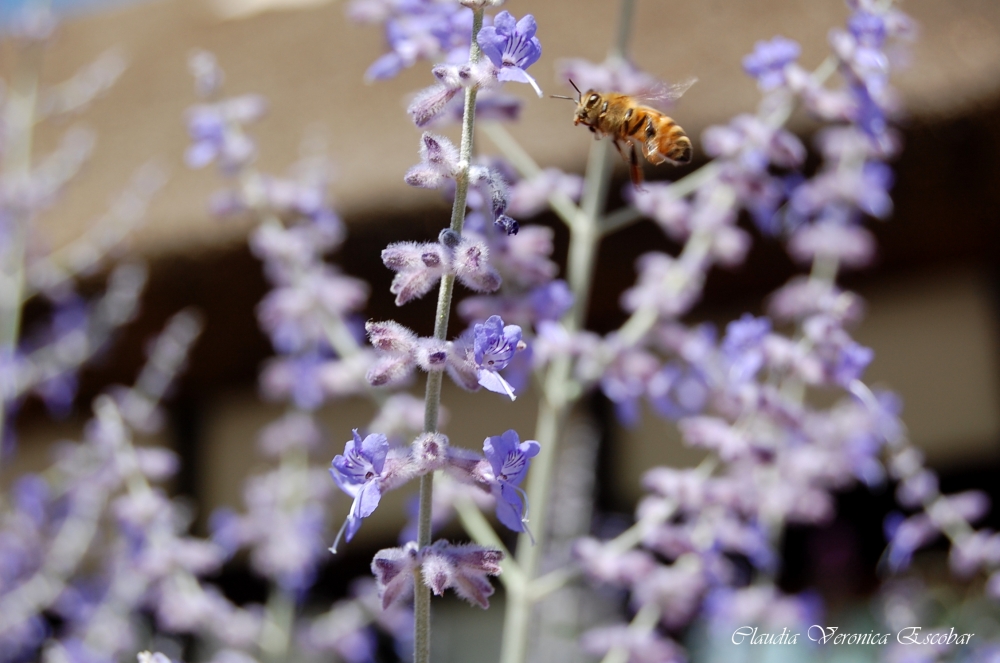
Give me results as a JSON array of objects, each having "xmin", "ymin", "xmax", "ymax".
[
  {"xmin": 626, "ymin": 142, "xmax": 644, "ymax": 190},
  {"xmin": 612, "ymin": 139, "xmax": 628, "ymax": 163}
]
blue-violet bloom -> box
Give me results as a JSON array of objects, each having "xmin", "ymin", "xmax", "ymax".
[
  {"xmin": 483, "ymin": 429, "xmax": 539, "ymax": 533},
  {"xmin": 330, "ymin": 430, "xmax": 389, "ymax": 550},
  {"xmin": 477, "ymin": 11, "xmax": 543, "ymax": 97},
  {"xmin": 474, "ymin": 315, "xmax": 523, "ymax": 400}
]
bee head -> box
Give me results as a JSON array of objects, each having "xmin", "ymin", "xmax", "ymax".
[{"xmin": 553, "ymin": 80, "xmax": 601, "ymax": 128}]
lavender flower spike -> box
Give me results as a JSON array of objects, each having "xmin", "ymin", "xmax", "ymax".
[
  {"xmin": 329, "ymin": 429, "xmax": 389, "ymax": 551},
  {"xmin": 474, "ymin": 315, "xmax": 523, "ymax": 400},
  {"xmin": 742, "ymin": 36, "xmax": 802, "ymax": 90},
  {"xmin": 477, "ymin": 11, "xmax": 544, "ymax": 97},
  {"xmin": 483, "ymin": 429, "xmax": 540, "ymax": 533}
]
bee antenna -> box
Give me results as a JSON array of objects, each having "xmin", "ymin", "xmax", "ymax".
[
  {"xmin": 550, "ymin": 95, "xmax": 575, "ymax": 101},
  {"xmin": 568, "ymin": 79, "xmax": 581, "ymax": 99}
]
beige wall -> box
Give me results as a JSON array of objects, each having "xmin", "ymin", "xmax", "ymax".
[{"xmin": 29, "ymin": 0, "xmax": 1000, "ymax": 259}]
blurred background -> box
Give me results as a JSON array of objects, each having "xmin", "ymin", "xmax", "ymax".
[{"xmin": 3, "ymin": 0, "xmax": 1000, "ymax": 659}]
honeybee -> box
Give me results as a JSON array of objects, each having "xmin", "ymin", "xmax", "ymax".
[{"xmin": 554, "ymin": 78, "xmax": 696, "ymax": 187}]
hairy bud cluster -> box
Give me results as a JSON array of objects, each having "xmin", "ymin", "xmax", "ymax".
[
  {"xmin": 381, "ymin": 233, "xmax": 501, "ymax": 306},
  {"xmin": 372, "ymin": 540, "xmax": 504, "ymax": 610}
]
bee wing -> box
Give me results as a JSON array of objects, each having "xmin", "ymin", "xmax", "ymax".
[{"xmin": 635, "ymin": 77, "xmax": 698, "ymax": 109}]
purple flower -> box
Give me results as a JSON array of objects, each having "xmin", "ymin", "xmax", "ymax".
[
  {"xmin": 742, "ymin": 36, "xmax": 802, "ymax": 90},
  {"xmin": 259, "ymin": 352, "xmax": 331, "ymax": 410},
  {"xmin": 473, "ymin": 315, "xmax": 523, "ymax": 399},
  {"xmin": 497, "ymin": 226, "xmax": 559, "ymax": 288},
  {"xmin": 580, "ymin": 625, "xmax": 684, "ymax": 663},
  {"xmin": 790, "ymin": 158, "xmax": 894, "ymax": 221},
  {"xmin": 630, "ymin": 183, "xmax": 692, "ymax": 240},
  {"xmin": 257, "ymin": 412, "xmax": 323, "ymax": 457},
  {"xmin": 188, "ymin": 50, "xmax": 224, "ymax": 98},
  {"xmin": 555, "ymin": 57, "xmax": 664, "ymax": 97},
  {"xmin": 832, "ymin": 341, "xmax": 875, "ymax": 385},
  {"xmin": 620, "ymin": 252, "xmax": 699, "ymax": 320},
  {"xmin": 477, "ymin": 12, "xmax": 543, "ymax": 97},
  {"xmin": 483, "ymin": 429, "xmax": 539, "ymax": 532},
  {"xmin": 573, "ymin": 537, "xmax": 657, "ymax": 587},
  {"xmin": 468, "ymin": 165, "xmax": 519, "ymax": 236},
  {"xmin": 884, "ymin": 512, "xmax": 937, "ymax": 572},
  {"xmin": 358, "ymin": 1, "xmax": 472, "ymax": 82},
  {"xmin": 381, "ymin": 233, "xmax": 501, "ymax": 307},
  {"xmin": 371, "ymin": 540, "xmax": 504, "ymax": 610},
  {"xmin": 767, "ymin": 276, "xmax": 865, "ymax": 323},
  {"xmin": 788, "ymin": 222, "xmax": 876, "ymax": 269},
  {"xmin": 257, "ymin": 271, "xmax": 369, "ymax": 353},
  {"xmin": 404, "ymin": 132, "xmax": 462, "ymax": 189},
  {"xmin": 457, "ymin": 281, "xmax": 572, "ymax": 329},
  {"xmin": 528, "ymin": 280, "xmax": 574, "ymax": 322},
  {"xmin": 679, "ymin": 416, "xmax": 752, "ymax": 462},
  {"xmin": 371, "ymin": 542, "xmax": 419, "ymax": 609},
  {"xmin": 419, "ymin": 540, "xmax": 504, "ymax": 608},
  {"xmin": 330, "ymin": 430, "xmax": 389, "ymax": 549},
  {"xmin": 721, "ymin": 314, "xmax": 771, "ymax": 383},
  {"xmin": 184, "ymin": 96, "xmax": 266, "ymax": 172},
  {"xmin": 647, "ymin": 363, "xmax": 709, "ymax": 420},
  {"xmin": 600, "ymin": 344, "xmax": 660, "ymax": 427},
  {"xmin": 407, "ymin": 60, "xmax": 498, "ymax": 127},
  {"xmin": 507, "ymin": 168, "xmax": 584, "ymax": 218}
]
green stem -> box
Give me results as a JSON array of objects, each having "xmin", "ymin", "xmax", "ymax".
[
  {"xmin": 414, "ymin": 10, "xmax": 484, "ymax": 663},
  {"xmin": 0, "ymin": 37, "xmax": 43, "ymax": 466},
  {"xmin": 600, "ymin": 603, "xmax": 660, "ymax": 663},
  {"xmin": 499, "ymin": 3, "xmax": 635, "ymax": 661},
  {"xmin": 259, "ymin": 588, "xmax": 295, "ymax": 661}
]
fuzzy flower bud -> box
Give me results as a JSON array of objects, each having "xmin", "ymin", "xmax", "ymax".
[{"xmin": 371, "ymin": 540, "xmax": 504, "ymax": 610}]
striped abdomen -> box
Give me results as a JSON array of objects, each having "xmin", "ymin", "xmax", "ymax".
[{"xmin": 618, "ymin": 105, "xmax": 692, "ymax": 166}]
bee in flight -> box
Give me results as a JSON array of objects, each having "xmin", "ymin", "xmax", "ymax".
[{"xmin": 553, "ymin": 78, "xmax": 696, "ymax": 187}]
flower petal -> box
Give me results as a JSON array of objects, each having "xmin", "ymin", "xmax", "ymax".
[
  {"xmin": 476, "ymin": 27, "xmax": 505, "ymax": 68},
  {"xmin": 496, "ymin": 484, "xmax": 525, "ymax": 532},
  {"xmin": 355, "ymin": 479, "xmax": 382, "ymax": 519},
  {"xmin": 361, "ymin": 433, "xmax": 389, "ymax": 473},
  {"xmin": 477, "ymin": 369, "xmax": 516, "ymax": 400},
  {"xmin": 514, "ymin": 14, "xmax": 537, "ymax": 40},
  {"xmin": 497, "ymin": 66, "xmax": 543, "ymax": 97}
]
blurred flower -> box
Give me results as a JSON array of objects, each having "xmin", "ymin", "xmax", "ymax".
[
  {"xmin": 507, "ymin": 168, "xmax": 583, "ymax": 218},
  {"xmin": 353, "ymin": 0, "xmax": 473, "ymax": 81},
  {"xmin": 555, "ymin": 57, "xmax": 663, "ymax": 97},
  {"xmin": 184, "ymin": 96, "xmax": 266, "ymax": 172},
  {"xmin": 742, "ymin": 36, "xmax": 801, "ymax": 90}
]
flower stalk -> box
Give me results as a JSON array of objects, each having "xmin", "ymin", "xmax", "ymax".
[
  {"xmin": 0, "ymin": 35, "xmax": 43, "ymax": 463},
  {"xmin": 499, "ymin": 2, "xmax": 635, "ymax": 661},
  {"xmin": 414, "ymin": 9, "xmax": 485, "ymax": 663}
]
